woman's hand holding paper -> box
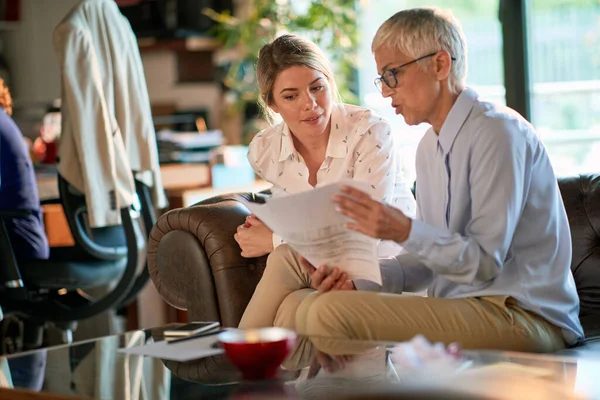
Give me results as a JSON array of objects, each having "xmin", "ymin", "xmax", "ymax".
[{"xmin": 333, "ymin": 185, "xmax": 412, "ymax": 244}]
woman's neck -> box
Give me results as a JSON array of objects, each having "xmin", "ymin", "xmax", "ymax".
[
  {"xmin": 291, "ymin": 122, "xmax": 331, "ymax": 164},
  {"xmin": 430, "ymin": 85, "xmax": 465, "ymax": 134}
]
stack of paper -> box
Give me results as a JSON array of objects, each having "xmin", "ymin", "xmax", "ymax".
[{"xmin": 241, "ymin": 181, "xmax": 381, "ymax": 285}]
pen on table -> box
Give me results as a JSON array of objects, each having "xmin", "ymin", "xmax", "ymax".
[{"xmin": 166, "ymin": 329, "xmax": 225, "ymax": 345}]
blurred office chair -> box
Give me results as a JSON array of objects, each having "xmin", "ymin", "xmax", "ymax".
[{"xmin": 0, "ymin": 171, "xmax": 155, "ymax": 352}]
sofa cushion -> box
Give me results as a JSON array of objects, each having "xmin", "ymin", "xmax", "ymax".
[{"xmin": 558, "ymin": 174, "xmax": 600, "ymax": 338}]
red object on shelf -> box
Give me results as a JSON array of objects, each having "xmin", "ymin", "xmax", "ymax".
[
  {"xmin": 43, "ymin": 141, "xmax": 57, "ymax": 164},
  {"xmin": 115, "ymin": 0, "xmax": 143, "ymax": 6},
  {"xmin": 3, "ymin": 0, "xmax": 20, "ymax": 22}
]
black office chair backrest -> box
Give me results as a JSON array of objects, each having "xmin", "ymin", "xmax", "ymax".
[
  {"xmin": 56, "ymin": 172, "xmax": 157, "ymax": 305},
  {"xmin": 27, "ymin": 173, "xmax": 155, "ymax": 322},
  {"xmin": 57, "ymin": 173, "xmax": 129, "ymax": 260}
]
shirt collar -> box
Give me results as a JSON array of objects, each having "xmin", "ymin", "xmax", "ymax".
[
  {"xmin": 278, "ymin": 123, "xmax": 295, "ymax": 162},
  {"xmin": 277, "ymin": 103, "xmax": 346, "ymax": 162},
  {"xmin": 438, "ymin": 87, "xmax": 478, "ymax": 155}
]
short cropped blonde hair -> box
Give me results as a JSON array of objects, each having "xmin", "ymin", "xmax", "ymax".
[{"xmin": 372, "ymin": 7, "xmax": 467, "ymax": 93}]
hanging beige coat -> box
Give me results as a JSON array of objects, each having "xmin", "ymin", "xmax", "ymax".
[{"xmin": 53, "ymin": 0, "xmax": 167, "ymax": 228}]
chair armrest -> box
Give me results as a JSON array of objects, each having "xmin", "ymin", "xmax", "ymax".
[
  {"xmin": 40, "ymin": 198, "xmax": 61, "ymax": 206},
  {"xmin": 147, "ymin": 193, "xmax": 268, "ymax": 327},
  {"xmin": 0, "ymin": 209, "xmax": 32, "ymax": 219}
]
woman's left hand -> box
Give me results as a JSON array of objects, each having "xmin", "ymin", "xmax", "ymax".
[
  {"xmin": 332, "ymin": 185, "xmax": 412, "ymax": 243},
  {"xmin": 299, "ymin": 257, "xmax": 355, "ymax": 294},
  {"xmin": 234, "ymin": 214, "xmax": 274, "ymax": 258}
]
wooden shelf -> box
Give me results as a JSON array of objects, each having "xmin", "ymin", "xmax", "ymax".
[
  {"xmin": 0, "ymin": 21, "xmax": 19, "ymax": 31},
  {"xmin": 138, "ymin": 37, "xmax": 219, "ymax": 53},
  {"xmin": 138, "ymin": 37, "xmax": 218, "ymax": 83}
]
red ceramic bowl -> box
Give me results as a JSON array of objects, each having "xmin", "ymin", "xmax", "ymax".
[{"xmin": 218, "ymin": 328, "xmax": 297, "ymax": 380}]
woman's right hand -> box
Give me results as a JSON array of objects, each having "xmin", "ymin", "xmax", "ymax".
[
  {"xmin": 333, "ymin": 185, "xmax": 412, "ymax": 243},
  {"xmin": 234, "ymin": 214, "xmax": 275, "ymax": 258}
]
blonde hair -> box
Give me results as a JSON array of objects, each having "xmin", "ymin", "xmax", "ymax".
[
  {"xmin": 372, "ymin": 7, "xmax": 467, "ymax": 93},
  {"xmin": 256, "ymin": 34, "xmax": 340, "ymax": 123},
  {"xmin": 0, "ymin": 77, "xmax": 13, "ymax": 116}
]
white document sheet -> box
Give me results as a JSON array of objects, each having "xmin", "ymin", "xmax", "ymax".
[
  {"xmin": 241, "ymin": 181, "xmax": 381, "ymax": 285},
  {"xmin": 118, "ymin": 335, "xmax": 224, "ymax": 362}
]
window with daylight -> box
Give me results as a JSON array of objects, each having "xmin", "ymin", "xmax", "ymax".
[
  {"xmin": 356, "ymin": 0, "xmax": 599, "ymax": 179},
  {"xmin": 527, "ymin": 0, "xmax": 600, "ymax": 176}
]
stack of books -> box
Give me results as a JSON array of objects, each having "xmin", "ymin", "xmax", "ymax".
[{"xmin": 156, "ymin": 129, "xmax": 223, "ymax": 164}]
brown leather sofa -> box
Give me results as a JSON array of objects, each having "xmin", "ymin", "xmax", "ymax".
[{"xmin": 148, "ymin": 174, "xmax": 600, "ymax": 337}]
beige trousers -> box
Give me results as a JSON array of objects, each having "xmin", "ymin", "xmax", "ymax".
[
  {"xmin": 239, "ymin": 244, "xmax": 314, "ymax": 330},
  {"xmin": 239, "ymin": 245, "xmax": 566, "ymax": 354}
]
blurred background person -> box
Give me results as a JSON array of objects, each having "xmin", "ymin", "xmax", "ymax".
[{"xmin": 0, "ymin": 77, "xmax": 49, "ymax": 262}]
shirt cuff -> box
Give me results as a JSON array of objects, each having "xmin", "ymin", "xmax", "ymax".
[
  {"xmin": 272, "ymin": 232, "xmax": 285, "ymax": 250},
  {"xmin": 353, "ymin": 256, "xmax": 404, "ymax": 293},
  {"xmin": 353, "ymin": 279, "xmax": 381, "ymax": 292},
  {"xmin": 400, "ymin": 218, "xmax": 442, "ymax": 255}
]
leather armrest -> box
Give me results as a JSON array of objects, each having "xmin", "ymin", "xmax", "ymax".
[
  {"xmin": 559, "ymin": 174, "xmax": 600, "ymax": 338},
  {"xmin": 147, "ymin": 193, "xmax": 268, "ymax": 326}
]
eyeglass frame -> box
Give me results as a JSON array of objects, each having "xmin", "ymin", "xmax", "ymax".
[{"xmin": 374, "ymin": 52, "xmax": 457, "ymax": 92}]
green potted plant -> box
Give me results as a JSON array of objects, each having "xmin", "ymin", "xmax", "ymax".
[{"xmin": 204, "ymin": 0, "xmax": 358, "ymax": 144}]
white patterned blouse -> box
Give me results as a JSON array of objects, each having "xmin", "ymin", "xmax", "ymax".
[{"xmin": 247, "ymin": 103, "xmax": 416, "ymax": 257}]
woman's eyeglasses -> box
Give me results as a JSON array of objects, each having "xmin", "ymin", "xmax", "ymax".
[{"xmin": 374, "ymin": 52, "xmax": 456, "ymax": 93}]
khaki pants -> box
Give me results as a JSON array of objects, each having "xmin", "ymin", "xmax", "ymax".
[
  {"xmin": 239, "ymin": 245, "xmax": 566, "ymax": 354},
  {"xmin": 239, "ymin": 244, "xmax": 314, "ymax": 330}
]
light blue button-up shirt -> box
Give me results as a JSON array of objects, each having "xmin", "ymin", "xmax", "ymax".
[{"xmin": 371, "ymin": 88, "xmax": 583, "ymax": 345}]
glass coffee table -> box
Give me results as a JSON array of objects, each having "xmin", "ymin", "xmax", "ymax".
[{"xmin": 0, "ymin": 325, "xmax": 598, "ymax": 399}]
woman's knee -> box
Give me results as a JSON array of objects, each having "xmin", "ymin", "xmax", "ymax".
[
  {"xmin": 298, "ymin": 291, "xmax": 353, "ymax": 337},
  {"xmin": 274, "ymin": 288, "xmax": 314, "ymax": 329},
  {"xmin": 265, "ymin": 244, "xmax": 302, "ymax": 273},
  {"xmin": 266, "ymin": 243, "xmax": 292, "ymax": 265},
  {"xmin": 295, "ymin": 291, "xmax": 320, "ymax": 334}
]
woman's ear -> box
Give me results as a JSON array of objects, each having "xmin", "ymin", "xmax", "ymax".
[
  {"xmin": 269, "ymin": 102, "xmax": 279, "ymax": 114},
  {"xmin": 433, "ymin": 51, "xmax": 452, "ymax": 81}
]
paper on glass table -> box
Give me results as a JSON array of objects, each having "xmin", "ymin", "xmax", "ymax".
[
  {"xmin": 118, "ymin": 334, "xmax": 223, "ymax": 362},
  {"xmin": 241, "ymin": 181, "xmax": 381, "ymax": 285}
]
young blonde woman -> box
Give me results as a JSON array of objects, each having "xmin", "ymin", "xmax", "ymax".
[{"xmin": 235, "ymin": 34, "xmax": 415, "ymax": 330}]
